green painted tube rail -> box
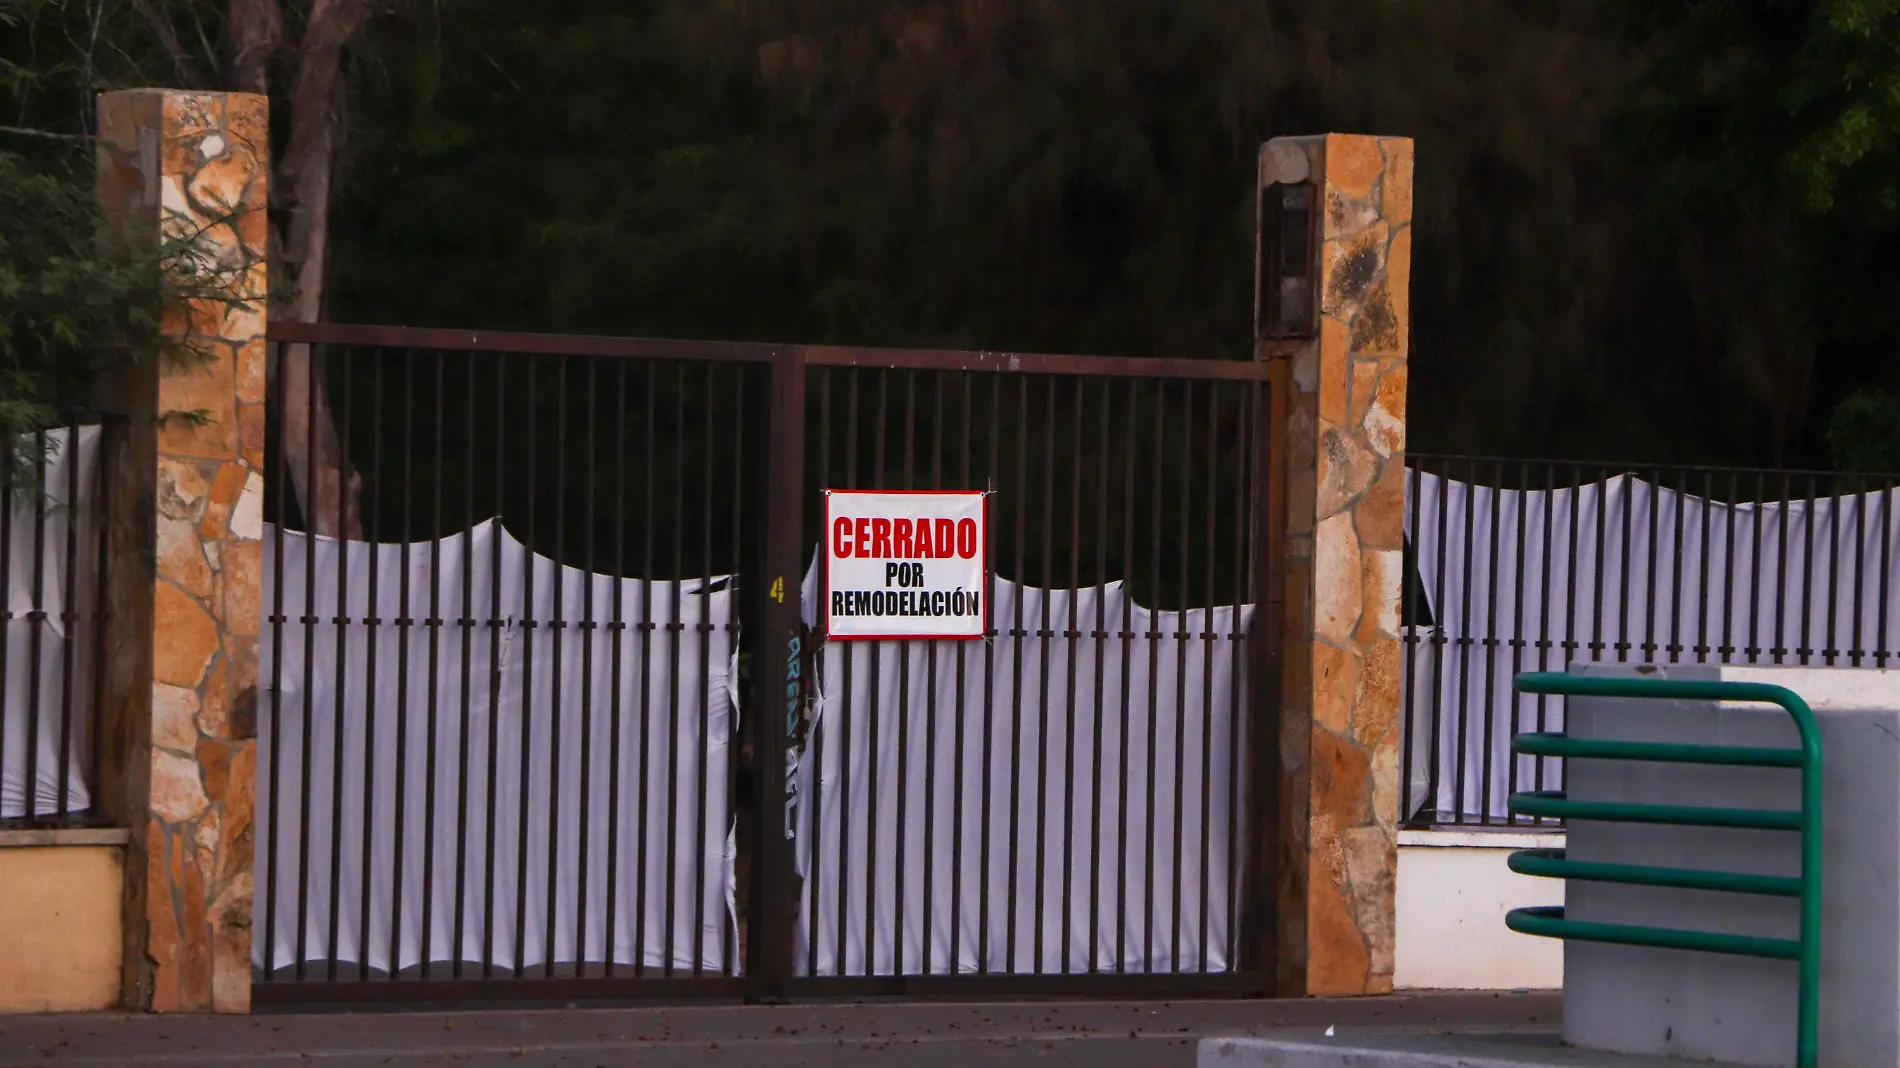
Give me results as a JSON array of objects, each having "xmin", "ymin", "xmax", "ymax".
[{"xmin": 1504, "ymin": 671, "xmax": 1823, "ymax": 1068}]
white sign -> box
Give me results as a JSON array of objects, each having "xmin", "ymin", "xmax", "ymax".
[{"xmin": 824, "ymin": 490, "xmax": 988, "ymax": 640}]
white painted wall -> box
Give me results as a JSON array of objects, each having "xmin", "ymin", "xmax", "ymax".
[
  {"xmin": 1394, "ymin": 829, "xmax": 1565, "ymax": 991},
  {"xmin": 1562, "ymin": 663, "xmax": 1900, "ymax": 1068}
]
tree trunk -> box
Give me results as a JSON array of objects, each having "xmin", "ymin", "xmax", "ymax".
[{"xmin": 229, "ymin": 0, "xmax": 371, "ymax": 538}]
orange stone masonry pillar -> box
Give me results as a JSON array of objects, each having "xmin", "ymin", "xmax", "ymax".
[
  {"xmin": 95, "ymin": 89, "xmax": 267, "ymax": 1012},
  {"xmin": 1256, "ymin": 134, "xmax": 1412, "ymax": 997}
]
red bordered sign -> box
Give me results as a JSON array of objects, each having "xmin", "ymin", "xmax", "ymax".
[{"xmin": 823, "ymin": 489, "xmax": 988, "ymax": 640}]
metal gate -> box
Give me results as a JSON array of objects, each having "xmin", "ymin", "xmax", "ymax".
[{"xmin": 255, "ymin": 323, "xmax": 1276, "ymax": 1005}]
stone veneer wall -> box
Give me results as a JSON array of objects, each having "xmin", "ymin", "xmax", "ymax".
[
  {"xmin": 95, "ymin": 89, "xmax": 267, "ymax": 1012},
  {"xmin": 1258, "ymin": 133, "xmax": 1412, "ymax": 997}
]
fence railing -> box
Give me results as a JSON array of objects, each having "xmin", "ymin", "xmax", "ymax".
[
  {"xmin": 1401, "ymin": 454, "xmax": 1900, "ymax": 828},
  {"xmin": 1, "ymin": 423, "xmax": 110, "ymax": 827}
]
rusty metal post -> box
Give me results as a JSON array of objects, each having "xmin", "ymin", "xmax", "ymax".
[{"xmin": 745, "ymin": 347, "xmax": 807, "ymax": 998}]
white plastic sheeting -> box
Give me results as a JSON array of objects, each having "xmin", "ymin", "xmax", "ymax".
[
  {"xmin": 1, "ymin": 426, "xmax": 101, "ymax": 820},
  {"xmin": 1406, "ymin": 470, "xmax": 1900, "ymax": 822},
  {"xmin": 254, "ymin": 519, "xmax": 739, "ymax": 976},
  {"xmin": 794, "ymin": 564, "xmax": 1253, "ymax": 975}
]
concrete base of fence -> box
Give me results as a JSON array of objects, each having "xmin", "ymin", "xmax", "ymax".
[
  {"xmin": 0, "ymin": 830, "xmax": 131, "ymax": 1012},
  {"xmin": 1197, "ymin": 1033, "xmax": 1747, "ymax": 1068}
]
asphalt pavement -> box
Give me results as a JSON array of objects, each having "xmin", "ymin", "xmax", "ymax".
[{"xmin": 0, "ymin": 992, "xmax": 1559, "ymax": 1067}]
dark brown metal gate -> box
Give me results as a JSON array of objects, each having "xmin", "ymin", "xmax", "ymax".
[{"xmin": 255, "ymin": 323, "xmax": 1275, "ymax": 1005}]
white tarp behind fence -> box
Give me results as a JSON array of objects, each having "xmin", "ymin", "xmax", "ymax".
[
  {"xmin": 2, "ymin": 425, "xmax": 100, "ymax": 819},
  {"xmin": 795, "ymin": 563, "xmax": 1251, "ymax": 975},
  {"xmin": 1406, "ymin": 470, "xmax": 1900, "ymax": 822},
  {"xmin": 255, "ymin": 519, "xmax": 739, "ymax": 976}
]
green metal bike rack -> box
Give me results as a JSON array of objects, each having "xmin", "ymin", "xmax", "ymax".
[{"xmin": 1504, "ymin": 671, "xmax": 1823, "ymax": 1068}]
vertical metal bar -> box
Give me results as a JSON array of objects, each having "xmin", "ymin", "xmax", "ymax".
[
  {"xmin": 1852, "ymin": 475, "xmax": 1867, "ymax": 666},
  {"xmin": 1826, "ymin": 479, "xmax": 1841, "ymax": 665},
  {"xmin": 1225, "ymin": 384, "xmax": 1249, "ymax": 964},
  {"xmin": 1882, "ymin": 481, "xmax": 1894, "ymax": 668},
  {"xmin": 1478, "ymin": 460, "xmax": 1502, "ymax": 824},
  {"xmin": 326, "ymin": 350, "xmax": 352, "ymax": 979},
  {"xmin": 1507, "ymin": 464, "xmax": 1527, "ymax": 824},
  {"xmin": 442, "ymin": 349, "xmax": 470, "ymax": 980},
  {"xmin": 1591, "ymin": 464, "xmax": 1608, "ymax": 670},
  {"xmin": 1643, "ymin": 470, "xmax": 1661, "ymax": 664},
  {"xmin": 1774, "ymin": 473, "xmax": 1789, "ymax": 664},
  {"xmin": 1749, "ymin": 472, "xmax": 1765, "ymax": 663},
  {"xmin": 543, "ymin": 357, "xmax": 569, "ymax": 977},
  {"xmin": 1670, "ymin": 468, "xmax": 1687, "ymax": 664},
  {"xmin": 664, "ymin": 361, "xmax": 685, "ymax": 976},
  {"xmin": 634, "ymin": 359, "xmax": 658, "ymax": 975},
  {"xmin": 1197, "ymin": 381, "xmax": 1220, "ymax": 968},
  {"xmin": 692, "ymin": 360, "xmax": 715, "ymax": 976},
  {"xmin": 746, "ymin": 345, "xmax": 806, "ymax": 996},
  {"xmin": 1452, "ymin": 459, "xmax": 1478, "ymax": 824},
  {"xmin": 1723, "ymin": 471, "xmax": 1740, "ymax": 663},
  {"xmin": 86, "ymin": 419, "xmax": 114, "ymax": 820},
  {"xmin": 1800, "ymin": 476, "xmax": 1817, "ymax": 664},
  {"xmin": 1117, "ymin": 377, "xmax": 1137, "ymax": 972},
  {"xmin": 1533, "ymin": 463, "xmax": 1554, "ymax": 798},
  {"xmin": 264, "ymin": 345, "xmax": 288, "ymax": 979},
  {"xmin": 866, "ymin": 368, "xmax": 889, "ymax": 973},
  {"xmin": 0, "ymin": 429, "xmax": 14, "ymax": 817},
  {"xmin": 1062, "ymin": 376, "xmax": 1086, "ymax": 974},
  {"xmin": 513, "ymin": 356, "xmax": 538, "ymax": 979},
  {"xmin": 1427, "ymin": 457, "xmax": 1451, "ymax": 820},
  {"xmin": 977, "ymin": 373, "xmax": 999, "ymax": 974},
  {"xmin": 951, "ymin": 372, "xmax": 974, "ymax": 974},
  {"xmin": 1007, "ymin": 373, "xmax": 1028, "ymax": 973},
  {"xmin": 1145, "ymin": 378, "xmax": 1164, "ymax": 967},
  {"xmin": 923, "ymin": 371, "xmax": 945, "ymax": 976},
  {"xmin": 392, "ymin": 351, "xmax": 418, "ymax": 977},
  {"xmin": 295, "ymin": 344, "xmax": 321, "ymax": 981},
  {"xmin": 835, "ymin": 368, "xmax": 860, "ymax": 975},
  {"xmin": 1171, "ymin": 381, "xmax": 1193, "ymax": 959},
  {"xmin": 1402, "ymin": 465, "xmax": 1421, "ymax": 822},
  {"xmin": 604, "ymin": 360, "xmax": 629, "ymax": 978},
  {"xmin": 1617, "ymin": 466, "xmax": 1633, "ymax": 663},
  {"xmin": 55, "ymin": 420, "xmax": 81, "ymax": 818},
  {"xmin": 894, "ymin": 369, "xmax": 916, "ymax": 976},
  {"xmin": 1090, "ymin": 377, "xmax": 1111, "ymax": 971},
  {"xmin": 1037, "ymin": 375, "xmax": 1058, "ymax": 974},
  {"xmin": 725, "ymin": 363, "xmax": 745, "ymax": 977},
  {"xmin": 1562, "ymin": 464, "xmax": 1582, "ymax": 808},
  {"xmin": 576, "ymin": 356, "xmax": 598, "ymax": 973},
  {"xmin": 480, "ymin": 351, "xmax": 507, "ymax": 979},
  {"xmin": 807, "ymin": 370, "xmax": 831, "ymax": 977},
  {"xmin": 358, "ymin": 350, "xmax": 382, "ymax": 975},
  {"xmin": 1696, "ymin": 470, "xmax": 1713, "ymax": 663},
  {"xmin": 446, "ymin": 351, "xmax": 475, "ymax": 980},
  {"xmin": 24, "ymin": 431, "xmax": 49, "ymax": 822}
]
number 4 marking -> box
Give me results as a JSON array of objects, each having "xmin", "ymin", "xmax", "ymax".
[{"xmin": 769, "ymin": 577, "xmax": 785, "ymax": 603}]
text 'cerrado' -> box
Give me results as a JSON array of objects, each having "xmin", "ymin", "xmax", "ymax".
[{"xmin": 824, "ymin": 489, "xmax": 988, "ymax": 640}]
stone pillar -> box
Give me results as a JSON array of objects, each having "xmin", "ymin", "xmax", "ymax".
[
  {"xmin": 1256, "ymin": 134, "xmax": 1412, "ymax": 997},
  {"xmin": 95, "ymin": 89, "xmax": 267, "ymax": 1012}
]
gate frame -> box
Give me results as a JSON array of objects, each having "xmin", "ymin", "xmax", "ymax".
[{"xmin": 249, "ymin": 322, "xmax": 1283, "ymax": 1005}]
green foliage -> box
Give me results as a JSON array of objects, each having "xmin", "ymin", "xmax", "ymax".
[
  {"xmin": 1825, "ymin": 389, "xmax": 1900, "ymax": 473},
  {"xmin": 0, "ymin": 149, "xmax": 159, "ymax": 479},
  {"xmin": 0, "ymin": 148, "xmax": 249, "ymax": 484}
]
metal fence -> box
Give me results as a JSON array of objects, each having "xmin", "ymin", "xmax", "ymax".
[
  {"xmin": 1, "ymin": 423, "xmax": 111, "ymax": 827},
  {"xmin": 1402, "ymin": 454, "xmax": 1900, "ymax": 827},
  {"xmin": 256, "ymin": 322, "xmax": 1277, "ymax": 1003}
]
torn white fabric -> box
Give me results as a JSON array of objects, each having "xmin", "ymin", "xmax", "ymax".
[
  {"xmin": 254, "ymin": 520, "xmax": 739, "ymax": 976},
  {"xmin": 1406, "ymin": 471, "xmax": 1900, "ymax": 821},
  {"xmin": 1, "ymin": 425, "xmax": 100, "ymax": 819},
  {"xmin": 795, "ymin": 563, "xmax": 1253, "ymax": 975}
]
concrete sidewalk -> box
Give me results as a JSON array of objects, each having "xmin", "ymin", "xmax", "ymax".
[{"xmin": 0, "ymin": 992, "xmax": 1558, "ymax": 1067}]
